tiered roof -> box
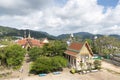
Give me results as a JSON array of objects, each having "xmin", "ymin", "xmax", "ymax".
[{"xmin": 65, "ymin": 41, "xmax": 93, "ymax": 57}]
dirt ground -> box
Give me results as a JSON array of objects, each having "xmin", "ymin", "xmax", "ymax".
[
  {"xmin": 102, "ymin": 60, "xmax": 120, "ymax": 73},
  {"xmin": 1, "ymin": 60, "xmax": 120, "ymax": 80},
  {"xmin": 2, "ymin": 68, "xmax": 120, "ymax": 80}
]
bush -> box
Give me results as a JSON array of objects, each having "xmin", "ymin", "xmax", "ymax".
[
  {"xmin": 30, "ymin": 56, "xmax": 68, "ymax": 74},
  {"xmin": 70, "ymin": 68, "xmax": 76, "ymax": 74},
  {"xmin": 94, "ymin": 60, "xmax": 101, "ymax": 70}
]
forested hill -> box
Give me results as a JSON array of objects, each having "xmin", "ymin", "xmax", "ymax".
[
  {"xmin": 1, "ymin": 25, "xmax": 120, "ymax": 40},
  {"xmin": 0, "ymin": 26, "xmax": 56, "ymax": 40},
  {"xmin": 57, "ymin": 32, "xmax": 103, "ymax": 40}
]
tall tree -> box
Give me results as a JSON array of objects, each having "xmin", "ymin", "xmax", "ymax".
[{"xmin": 5, "ymin": 44, "xmax": 26, "ymax": 69}]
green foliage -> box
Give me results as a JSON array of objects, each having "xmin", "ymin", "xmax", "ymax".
[
  {"xmin": 4, "ymin": 44, "xmax": 26, "ymax": 69},
  {"xmin": 70, "ymin": 68, "xmax": 76, "ymax": 74},
  {"xmin": 51, "ymin": 56, "xmax": 68, "ymax": 68},
  {"xmin": 42, "ymin": 40, "xmax": 67, "ymax": 56},
  {"xmin": 94, "ymin": 36, "xmax": 120, "ymax": 55},
  {"xmin": 30, "ymin": 56, "xmax": 52, "ymax": 73},
  {"xmin": 0, "ymin": 48, "xmax": 6, "ymax": 66},
  {"xmin": 28, "ymin": 40, "xmax": 66, "ymax": 61},
  {"xmin": 30, "ymin": 56, "xmax": 68, "ymax": 74},
  {"xmin": 85, "ymin": 39, "xmax": 93, "ymax": 46},
  {"xmin": 94, "ymin": 60, "xmax": 101, "ymax": 70},
  {"xmin": 28, "ymin": 47, "xmax": 43, "ymax": 61}
]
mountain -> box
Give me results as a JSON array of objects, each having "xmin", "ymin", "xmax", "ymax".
[
  {"xmin": 1, "ymin": 25, "xmax": 120, "ymax": 40},
  {"xmin": 109, "ymin": 34, "xmax": 120, "ymax": 39},
  {"xmin": 57, "ymin": 32, "xmax": 100, "ymax": 40},
  {"xmin": 0, "ymin": 26, "xmax": 56, "ymax": 40},
  {"xmin": 57, "ymin": 32, "xmax": 120, "ymax": 40}
]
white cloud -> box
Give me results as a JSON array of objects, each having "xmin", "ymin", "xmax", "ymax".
[{"xmin": 0, "ymin": 0, "xmax": 120, "ymax": 36}]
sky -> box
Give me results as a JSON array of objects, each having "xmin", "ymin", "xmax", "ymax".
[{"xmin": 0, "ymin": 0, "xmax": 120, "ymax": 36}]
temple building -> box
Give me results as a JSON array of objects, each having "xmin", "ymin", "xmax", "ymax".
[
  {"xmin": 65, "ymin": 34, "xmax": 93, "ymax": 70},
  {"xmin": 17, "ymin": 31, "xmax": 49, "ymax": 50},
  {"xmin": 64, "ymin": 41, "xmax": 93, "ymax": 70}
]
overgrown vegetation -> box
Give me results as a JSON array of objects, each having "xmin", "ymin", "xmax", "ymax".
[
  {"xmin": 28, "ymin": 40, "xmax": 67, "ymax": 74},
  {"xmin": 30, "ymin": 56, "xmax": 68, "ymax": 74},
  {"xmin": 94, "ymin": 60, "xmax": 101, "ymax": 70}
]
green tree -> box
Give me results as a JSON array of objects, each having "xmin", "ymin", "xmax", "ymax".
[
  {"xmin": 42, "ymin": 40, "xmax": 67, "ymax": 56},
  {"xmin": 28, "ymin": 47, "xmax": 43, "ymax": 61},
  {"xmin": 5, "ymin": 44, "xmax": 25, "ymax": 69}
]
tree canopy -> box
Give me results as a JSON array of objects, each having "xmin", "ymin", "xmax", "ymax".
[
  {"xmin": 28, "ymin": 40, "xmax": 67, "ymax": 61},
  {"xmin": 0, "ymin": 44, "xmax": 26, "ymax": 69}
]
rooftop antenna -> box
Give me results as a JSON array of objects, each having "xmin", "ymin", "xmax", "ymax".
[
  {"xmin": 66, "ymin": 33, "xmax": 74, "ymax": 46},
  {"xmin": 71, "ymin": 33, "xmax": 74, "ymax": 38},
  {"xmin": 70, "ymin": 33, "xmax": 74, "ymax": 42},
  {"xmin": 24, "ymin": 30, "xmax": 26, "ymax": 38},
  {"xmin": 28, "ymin": 30, "xmax": 31, "ymax": 38}
]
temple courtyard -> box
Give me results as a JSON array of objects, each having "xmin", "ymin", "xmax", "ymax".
[{"xmin": 3, "ymin": 61, "xmax": 120, "ymax": 80}]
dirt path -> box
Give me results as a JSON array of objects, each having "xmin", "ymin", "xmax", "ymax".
[
  {"xmin": 11, "ymin": 54, "xmax": 30, "ymax": 79},
  {"xmin": 102, "ymin": 61, "xmax": 120, "ymax": 73},
  {"xmin": 20, "ymin": 54, "xmax": 30, "ymax": 78}
]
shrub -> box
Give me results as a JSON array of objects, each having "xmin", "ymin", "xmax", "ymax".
[
  {"xmin": 30, "ymin": 56, "xmax": 68, "ymax": 74},
  {"xmin": 94, "ymin": 60, "xmax": 101, "ymax": 70},
  {"xmin": 70, "ymin": 68, "xmax": 76, "ymax": 74}
]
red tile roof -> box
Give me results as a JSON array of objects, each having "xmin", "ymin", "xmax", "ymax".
[
  {"xmin": 65, "ymin": 50, "xmax": 77, "ymax": 57},
  {"xmin": 17, "ymin": 39, "xmax": 27, "ymax": 45},
  {"xmin": 65, "ymin": 41, "xmax": 93, "ymax": 56},
  {"xmin": 31, "ymin": 39, "xmax": 41, "ymax": 46},
  {"xmin": 68, "ymin": 42, "xmax": 83, "ymax": 51},
  {"xmin": 17, "ymin": 38, "xmax": 43, "ymax": 47}
]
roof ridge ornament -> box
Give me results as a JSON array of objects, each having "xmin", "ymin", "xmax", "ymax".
[{"xmin": 28, "ymin": 30, "xmax": 31, "ymax": 38}]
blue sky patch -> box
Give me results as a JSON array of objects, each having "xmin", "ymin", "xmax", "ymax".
[
  {"xmin": 54, "ymin": 0, "xmax": 68, "ymax": 7},
  {"xmin": 97, "ymin": 0, "xmax": 119, "ymax": 8},
  {"xmin": 97, "ymin": 0, "xmax": 119, "ymax": 13}
]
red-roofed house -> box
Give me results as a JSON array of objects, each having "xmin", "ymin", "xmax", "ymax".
[
  {"xmin": 17, "ymin": 33, "xmax": 49, "ymax": 50},
  {"xmin": 64, "ymin": 41, "xmax": 93, "ymax": 70}
]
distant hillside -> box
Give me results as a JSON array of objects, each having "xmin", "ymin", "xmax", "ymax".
[
  {"xmin": 109, "ymin": 34, "xmax": 120, "ymax": 39},
  {"xmin": 57, "ymin": 32, "xmax": 120, "ymax": 40},
  {"xmin": 57, "ymin": 32, "xmax": 103, "ymax": 40},
  {"xmin": 0, "ymin": 26, "xmax": 56, "ymax": 40},
  {"xmin": 1, "ymin": 25, "xmax": 120, "ymax": 40}
]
